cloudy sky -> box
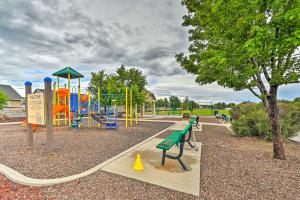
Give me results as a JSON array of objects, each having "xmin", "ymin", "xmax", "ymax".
[{"xmin": 0, "ymin": 0, "xmax": 299, "ymax": 103}]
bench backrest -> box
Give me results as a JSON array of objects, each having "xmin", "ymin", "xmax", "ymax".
[{"xmin": 181, "ymin": 122, "xmax": 193, "ymax": 135}]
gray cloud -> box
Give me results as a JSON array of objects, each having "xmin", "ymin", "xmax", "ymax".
[
  {"xmin": 0, "ymin": 0, "xmax": 188, "ymax": 78},
  {"xmin": 0, "ymin": 0, "xmax": 298, "ymax": 101}
]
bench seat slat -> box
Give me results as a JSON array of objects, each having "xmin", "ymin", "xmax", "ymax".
[
  {"xmin": 156, "ymin": 131, "xmax": 182, "ymax": 150},
  {"xmin": 156, "ymin": 122, "xmax": 193, "ymax": 150}
]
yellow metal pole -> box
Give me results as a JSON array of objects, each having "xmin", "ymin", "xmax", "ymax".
[
  {"xmin": 53, "ymin": 82, "xmax": 56, "ymax": 126},
  {"xmin": 130, "ymin": 88, "xmax": 132, "ymax": 126},
  {"xmin": 78, "ymin": 78, "xmax": 81, "ymax": 117},
  {"xmin": 135, "ymin": 103, "xmax": 138, "ymax": 125},
  {"xmin": 98, "ymin": 87, "xmax": 100, "ymax": 128},
  {"xmin": 64, "ymin": 96, "xmax": 67, "ymax": 125},
  {"xmin": 68, "ymin": 74, "xmax": 71, "ymax": 126},
  {"xmin": 125, "ymin": 87, "xmax": 128, "ymax": 127},
  {"xmin": 57, "ymin": 77, "xmax": 60, "ymax": 126},
  {"xmin": 57, "ymin": 92, "xmax": 60, "ymax": 127},
  {"xmin": 88, "ymin": 91, "xmax": 91, "ymax": 128}
]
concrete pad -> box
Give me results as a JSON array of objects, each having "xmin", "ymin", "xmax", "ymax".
[
  {"xmin": 168, "ymin": 121, "xmax": 202, "ymax": 132},
  {"xmin": 101, "ymin": 138, "xmax": 202, "ymax": 196},
  {"xmin": 169, "ymin": 121, "xmax": 189, "ymax": 130},
  {"xmin": 289, "ymin": 132, "xmax": 300, "ymax": 143},
  {"xmin": 194, "ymin": 124, "xmax": 203, "ymax": 132}
]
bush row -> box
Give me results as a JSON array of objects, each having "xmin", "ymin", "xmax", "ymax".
[{"xmin": 230, "ymin": 99, "xmax": 300, "ymax": 141}]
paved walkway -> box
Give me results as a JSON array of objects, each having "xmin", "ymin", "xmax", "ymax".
[{"xmin": 0, "ymin": 121, "xmax": 22, "ymax": 125}]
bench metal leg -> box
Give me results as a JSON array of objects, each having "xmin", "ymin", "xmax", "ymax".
[
  {"xmin": 161, "ymin": 150, "xmax": 166, "ymax": 166},
  {"xmin": 161, "ymin": 137, "xmax": 190, "ymax": 171},
  {"xmin": 178, "ymin": 158, "xmax": 189, "ymax": 171},
  {"xmin": 187, "ymin": 140, "xmax": 196, "ymax": 149},
  {"xmin": 185, "ymin": 127, "xmax": 196, "ymax": 149}
]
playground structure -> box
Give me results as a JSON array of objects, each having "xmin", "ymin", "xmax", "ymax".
[
  {"xmin": 51, "ymin": 67, "xmax": 138, "ymax": 130},
  {"xmin": 24, "ymin": 67, "xmax": 140, "ymax": 151}
]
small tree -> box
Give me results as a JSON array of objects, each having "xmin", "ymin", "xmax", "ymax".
[
  {"xmin": 177, "ymin": 0, "xmax": 300, "ymax": 159},
  {"xmin": 188, "ymin": 100, "xmax": 197, "ymax": 114},
  {"xmin": 183, "ymin": 96, "xmax": 190, "ymax": 110},
  {"xmin": 156, "ymin": 99, "xmax": 165, "ymax": 108},
  {"xmin": 163, "ymin": 98, "xmax": 169, "ymax": 108},
  {"xmin": 169, "ymin": 95, "xmax": 181, "ymax": 108},
  {"xmin": 0, "ymin": 89, "xmax": 8, "ymax": 110}
]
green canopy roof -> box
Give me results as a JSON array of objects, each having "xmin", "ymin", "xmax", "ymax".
[{"xmin": 52, "ymin": 67, "xmax": 84, "ymax": 79}]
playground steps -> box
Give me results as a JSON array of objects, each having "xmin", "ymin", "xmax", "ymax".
[
  {"xmin": 91, "ymin": 113, "xmax": 107, "ymax": 124},
  {"xmin": 91, "ymin": 113, "xmax": 118, "ymax": 129}
]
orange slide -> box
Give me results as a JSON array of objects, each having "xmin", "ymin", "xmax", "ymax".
[
  {"xmin": 52, "ymin": 105, "xmax": 73, "ymax": 121},
  {"xmin": 52, "ymin": 105, "xmax": 68, "ymax": 116}
]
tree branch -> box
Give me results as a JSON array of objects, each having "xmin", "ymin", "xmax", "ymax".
[
  {"xmin": 283, "ymin": 51, "xmax": 294, "ymax": 72},
  {"xmin": 255, "ymin": 73, "xmax": 269, "ymax": 96},
  {"xmin": 248, "ymin": 88, "xmax": 262, "ymax": 100},
  {"xmin": 261, "ymin": 64, "xmax": 271, "ymax": 82},
  {"xmin": 251, "ymin": 57, "xmax": 271, "ymax": 83}
]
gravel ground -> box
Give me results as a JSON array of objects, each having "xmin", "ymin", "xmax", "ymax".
[
  {"xmin": 1, "ymin": 118, "xmax": 299, "ymax": 199},
  {"xmin": 42, "ymin": 123, "xmax": 300, "ymax": 200},
  {"xmin": 0, "ymin": 120, "xmax": 173, "ymax": 178},
  {"xmin": 0, "ymin": 117, "xmax": 25, "ymax": 123},
  {"xmin": 0, "ymin": 175, "xmax": 49, "ymax": 200}
]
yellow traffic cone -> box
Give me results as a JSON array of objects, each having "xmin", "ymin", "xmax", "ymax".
[
  {"xmin": 133, "ymin": 153, "xmax": 144, "ymax": 171},
  {"xmin": 22, "ymin": 120, "xmax": 27, "ymax": 126}
]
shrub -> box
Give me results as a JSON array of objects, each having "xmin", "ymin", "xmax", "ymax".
[
  {"xmin": 231, "ymin": 101, "xmax": 300, "ymax": 141},
  {"xmin": 0, "ymin": 89, "xmax": 8, "ymax": 110}
]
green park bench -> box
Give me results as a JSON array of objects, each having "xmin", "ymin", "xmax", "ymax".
[
  {"xmin": 222, "ymin": 114, "xmax": 232, "ymax": 122},
  {"xmin": 190, "ymin": 116, "xmax": 200, "ymax": 128},
  {"xmin": 156, "ymin": 121, "xmax": 195, "ymax": 171}
]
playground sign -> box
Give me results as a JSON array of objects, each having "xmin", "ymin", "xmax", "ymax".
[{"xmin": 27, "ymin": 93, "xmax": 45, "ymax": 125}]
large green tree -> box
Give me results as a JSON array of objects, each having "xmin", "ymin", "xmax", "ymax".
[
  {"xmin": 0, "ymin": 89, "xmax": 8, "ymax": 110},
  {"xmin": 177, "ymin": 0, "xmax": 300, "ymax": 159},
  {"xmin": 88, "ymin": 65, "xmax": 147, "ymax": 106},
  {"xmin": 88, "ymin": 70, "xmax": 108, "ymax": 96}
]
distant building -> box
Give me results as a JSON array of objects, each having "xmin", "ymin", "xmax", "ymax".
[
  {"xmin": 33, "ymin": 88, "xmax": 45, "ymax": 94},
  {"xmin": 33, "ymin": 88, "xmax": 54, "ymax": 97},
  {"xmin": 0, "ymin": 84, "xmax": 23, "ymax": 108},
  {"xmin": 143, "ymin": 90, "xmax": 156, "ymax": 116},
  {"xmin": 145, "ymin": 90, "xmax": 156, "ymax": 102}
]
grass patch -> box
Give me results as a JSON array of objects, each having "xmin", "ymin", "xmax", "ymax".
[{"xmin": 146, "ymin": 109, "xmax": 230, "ymax": 116}]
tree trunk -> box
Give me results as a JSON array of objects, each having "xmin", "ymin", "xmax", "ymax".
[{"xmin": 266, "ymin": 86, "xmax": 286, "ymax": 160}]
